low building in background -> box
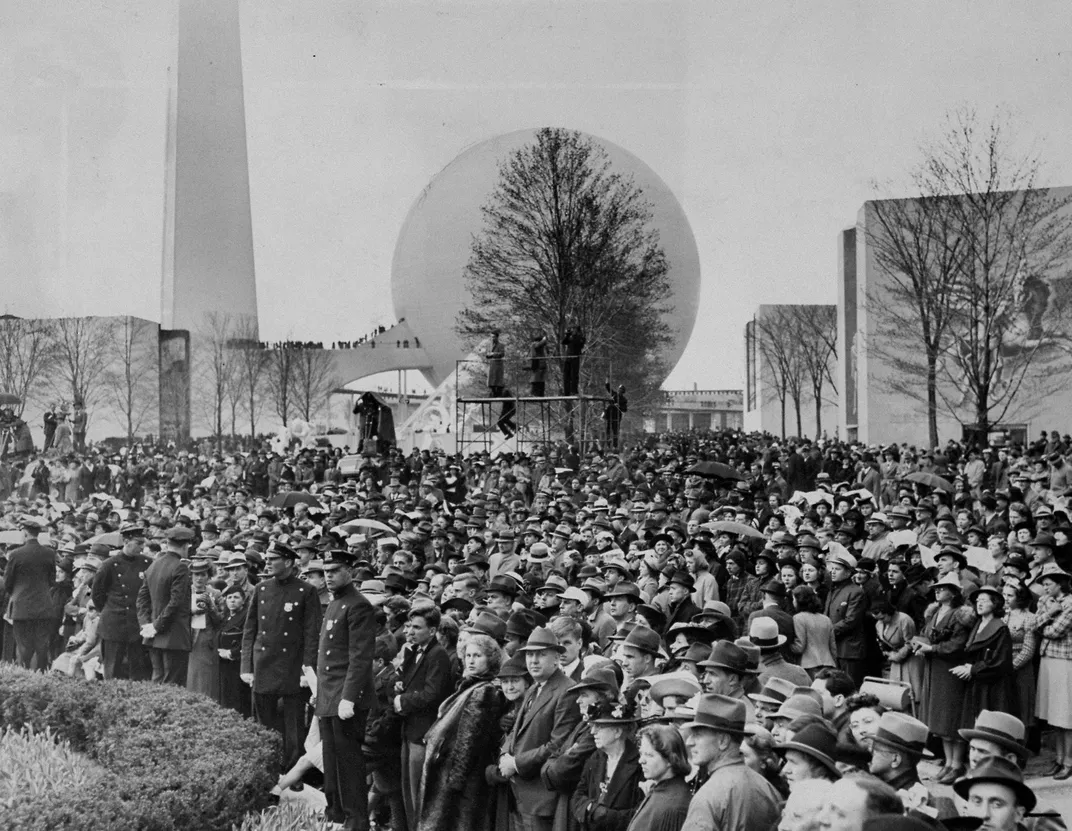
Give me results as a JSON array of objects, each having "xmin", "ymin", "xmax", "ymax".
[{"xmin": 646, "ymin": 387, "xmax": 744, "ymax": 433}]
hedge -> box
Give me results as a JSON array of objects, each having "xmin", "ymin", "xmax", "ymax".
[{"xmin": 0, "ymin": 665, "xmax": 281, "ymax": 831}]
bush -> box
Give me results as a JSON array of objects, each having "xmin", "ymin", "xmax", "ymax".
[
  {"xmin": 234, "ymin": 801, "xmax": 335, "ymax": 831},
  {"xmin": 0, "ymin": 666, "xmax": 281, "ymax": 831}
]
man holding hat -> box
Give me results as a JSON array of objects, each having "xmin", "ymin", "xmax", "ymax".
[
  {"xmin": 500, "ymin": 626, "xmax": 581, "ymax": 831},
  {"xmin": 3, "ymin": 516, "xmax": 56, "ymax": 669},
  {"xmin": 91, "ymin": 521, "xmax": 153, "ymax": 680},
  {"xmin": 315, "ymin": 548, "xmax": 376, "ymax": 831},
  {"xmin": 241, "ymin": 540, "xmax": 323, "ymax": 774},
  {"xmin": 136, "ymin": 525, "xmax": 194, "ymax": 685},
  {"xmin": 681, "ymin": 694, "xmax": 781, "ymax": 831}
]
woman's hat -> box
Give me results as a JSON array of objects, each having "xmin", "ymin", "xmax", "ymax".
[
  {"xmin": 953, "ymin": 756, "xmax": 1036, "ymax": 813},
  {"xmin": 649, "ymin": 674, "xmax": 701, "ymax": 704},
  {"xmin": 777, "ymin": 723, "xmax": 841, "ymax": 778},
  {"xmin": 958, "ymin": 710, "xmax": 1029, "ymax": 762},
  {"xmin": 682, "ymin": 693, "xmax": 747, "ymax": 736},
  {"xmin": 930, "ymin": 573, "xmax": 963, "ymax": 595},
  {"xmin": 967, "ymin": 584, "xmax": 1005, "ymax": 607},
  {"xmin": 587, "ymin": 698, "xmax": 639, "ymax": 725},
  {"xmin": 497, "ymin": 653, "xmax": 531, "ymax": 680},
  {"xmin": 1037, "ymin": 562, "xmax": 1072, "ymax": 583}
]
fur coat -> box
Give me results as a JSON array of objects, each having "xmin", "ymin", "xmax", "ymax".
[{"xmin": 418, "ymin": 675, "xmax": 506, "ymax": 831}]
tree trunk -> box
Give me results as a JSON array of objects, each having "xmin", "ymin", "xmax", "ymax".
[
  {"xmin": 814, "ymin": 386, "xmax": 823, "ymax": 440},
  {"xmin": 794, "ymin": 395, "xmax": 803, "ymax": 439},
  {"xmin": 927, "ymin": 349, "xmax": 940, "ymax": 449},
  {"xmin": 780, "ymin": 396, "xmax": 787, "ymax": 439}
]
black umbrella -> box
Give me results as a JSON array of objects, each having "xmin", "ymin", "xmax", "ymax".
[
  {"xmin": 687, "ymin": 461, "xmax": 746, "ymax": 481},
  {"xmin": 268, "ymin": 491, "xmax": 323, "ymax": 509},
  {"xmin": 903, "ymin": 471, "xmax": 954, "ymax": 493}
]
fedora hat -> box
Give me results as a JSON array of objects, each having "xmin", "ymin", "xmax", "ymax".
[
  {"xmin": 953, "ymin": 756, "xmax": 1036, "ymax": 813},
  {"xmin": 527, "ymin": 542, "xmax": 551, "ymax": 562},
  {"xmin": 767, "ymin": 693, "xmax": 824, "ymax": 722},
  {"xmin": 622, "ymin": 625, "xmax": 663, "ymax": 656},
  {"xmin": 486, "ymin": 576, "xmax": 519, "ymax": 597},
  {"xmin": 666, "ymin": 622, "xmax": 716, "ymax": 646},
  {"xmin": 747, "ymin": 676, "xmax": 798, "ymax": 708},
  {"xmin": 694, "ymin": 600, "xmax": 733, "ymax": 622},
  {"xmin": 869, "ymin": 712, "xmax": 934, "ymax": 758},
  {"xmin": 667, "ymin": 569, "xmax": 695, "ymax": 590},
  {"xmin": 936, "ymin": 546, "xmax": 968, "ymax": 568},
  {"xmin": 463, "ymin": 610, "xmax": 508, "ymax": 643},
  {"xmin": 746, "ymin": 616, "xmax": 788, "ymax": 651},
  {"xmin": 777, "ymin": 723, "xmax": 841, "ymax": 778},
  {"xmin": 759, "ymin": 578, "xmax": 787, "ymax": 600},
  {"xmin": 683, "ymin": 693, "xmax": 748, "ymax": 736},
  {"xmin": 557, "ymin": 586, "xmax": 590, "ymax": 605},
  {"xmin": 505, "ymin": 608, "xmax": 542, "ymax": 640},
  {"xmin": 568, "ymin": 664, "xmax": 620, "ymax": 698},
  {"xmin": 637, "ymin": 603, "xmax": 668, "ymax": 633},
  {"xmin": 698, "ymin": 640, "xmax": 757, "ymax": 676},
  {"xmin": 516, "ymin": 625, "xmax": 565, "ymax": 654},
  {"xmin": 1037, "ymin": 562, "xmax": 1072, "ymax": 583},
  {"xmin": 1030, "ymin": 532, "xmax": 1057, "ymax": 549},
  {"xmin": 602, "ymin": 557, "xmax": 633, "ymax": 576},
  {"xmin": 676, "ymin": 641, "xmax": 710, "ymax": 665},
  {"xmin": 958, "ymin": 710, "xmax": 1029, "ymax": 761},
  {"xmin": 604, "ymin": 581, "xmax": 642, "ymax": 602}
]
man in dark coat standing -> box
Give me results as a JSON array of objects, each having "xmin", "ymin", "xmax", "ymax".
[
  {"xmin": 561, "ymin": 325, "xmax": 585, "ymax": 396},
  {"xmin": 136, "ymin": 525, "xmax": 193, "ymax": 685},
  {"xmin": 91, "ymin": 522, "xmax": 153, "ymax": 680},
  {"xmin": 499, "ymin": 626, "xmax": 582, "ymax": 831},
  {"xmin": 824, "ymin": 548, "xmax": 870, "ymax": 687},
  {"xmin": 316, "ymin": 549, "xmax": 376, "ymax": 831},
  {"xmin": 241, "ymin": 541, "xmax": 322, "ymax": 772},
  {"xmin": 393, "ymin": 604, "xmax": 453, "ymax": 830},
  {"xmin": 3, "ymin": 516, "xmax": 56, "ymax": 669}
]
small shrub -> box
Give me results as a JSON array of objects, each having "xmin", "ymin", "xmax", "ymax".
[
  {"xmin": 0, "ymin": 726, "xmax": 107, "ymax": 808},
  {"xmin": 233, "ymin": 801, "xmax": 335, "ymax": 831},
  {"xmin": 0, "ymin": 665, "xmax": 282, "ymax": 830}
]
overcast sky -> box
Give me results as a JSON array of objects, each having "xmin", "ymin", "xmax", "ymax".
[{"xmin": 3, "ymin": 0, "xmax": 1072, "ymax": 391}]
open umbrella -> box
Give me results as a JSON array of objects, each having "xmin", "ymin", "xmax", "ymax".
[
  {"xmin": 268, "ymin": 491, "xmax": 323, "ymax": 510},
  {"xmin": 687, "ymin": 461, "xmax": 746, "ymax": 481},
  {"xmin": 333, "ymin": 517, "xmax": 394, "ymax": 536},
  {"xmin": 0, "ymin": 392, "xmax": 20, "ymax": 407},
  {"xmin": 903, "ymin": 471, "xmax": 954, "ymax": 492},
  {"xmin": 87, "ymin": 531, "xmax": 124, "ymax": 548},
  {"xmin": 702, "ymin": 520, "xmax": 765, "ymax": 540}
]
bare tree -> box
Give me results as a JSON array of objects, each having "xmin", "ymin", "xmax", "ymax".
[
  {"xmin": 0, "ymin": 317, "xmax": 57, "ymax": 417},
  {"xmin": 868, "ymin": 108, "xmax": 1072, "ymax": 445},
  {"xmin": 754, "ymin": 308, "xmax": 805, "ymax": 439},
  {"xmin": 230, "ymin": 317, "xmax": 268, "ymax": 439},
  {"xmin": 195, "ymin": 313, "xmax": 238, "ymax": 453},
  {"xmin": 265, "ymin": 346, "xmax": 294, "ymax": 428},
  {"xmin": 50, "ymin": 317, "xmax": 116, "ymax": 412},
  {"xmin": 290, "ymin": 348, "xmax": 336, "ymax": 425},
  {"xmin": 932, "ymin": 111, "xmax": 1072, "ymax": 437},
  {"xmin": 790, "ymin": 306, "xmax": 838, "ymax": 438},
  {"xmin": 105, "ymin": 316, "xmax": 159, "ymax": 443}
]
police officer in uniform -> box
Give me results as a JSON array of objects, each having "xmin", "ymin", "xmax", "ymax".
[
  {"xmin": 316, "ymin": 549, "xmax": 376, "ymax": 831},
  {"xmin": 91, "ymin": 522, "xmax": 153, "ymax": 680},
  {"xmin": 3, "ymin": 516, "xmax": 56, "ymax": 669},
  {"xmin": 136, "ymin": 525, "xmax": 193, "ymax": 685},
  {"xmin": 240, "ymin": 541, "xmax": 322, "ymax": 772}
]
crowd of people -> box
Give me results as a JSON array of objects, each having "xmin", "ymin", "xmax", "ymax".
[{"xmin": 2, "ymin": 427, "xmax": 1071, "ymax": 831}]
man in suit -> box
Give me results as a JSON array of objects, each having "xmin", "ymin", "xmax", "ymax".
[
  {"xmin": 393, "ymin": 604, "xmax": 453, "ymax": 829},
  {"xmin": 499, "ymin": 626, "xmax": 582, "ymax": 831},
  {"xmin": 241, "ymin": 541, "xmax": 322, "ymax": 772},
  {"xmin": 316, "ymin": 549, "xmax": 376, "ymax": 831},
  {"xmin": 824, "ymin": 549, "xmax": 869, "ymax": 688},
  {"xmin": 91, "ymin": 522, "xmax": 153, "ymax": 680},
  {"xmin": 3, "ymin": 516, "xmax": 56, "ymax": 669},
  {"xmin": 136, "ymin": 525, "xmax": 193, "ymax": 685}
]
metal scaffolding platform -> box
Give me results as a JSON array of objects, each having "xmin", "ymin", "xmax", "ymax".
[{"xmin": 456, "ymin": 395, "xmax": 605, "ymax": 456}]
